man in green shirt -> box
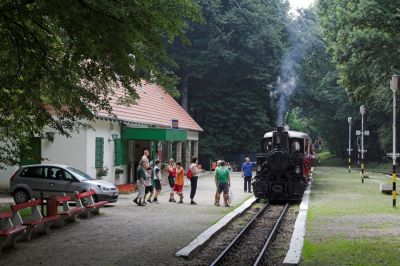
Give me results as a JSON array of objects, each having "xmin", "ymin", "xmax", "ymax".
[
  {"xmin": 214, "ymin": 160, "xmax": 231, "ymax": 207},
  {"xmin": 133, "ymin": 160, "xmax": 146, "ymax": 206}
]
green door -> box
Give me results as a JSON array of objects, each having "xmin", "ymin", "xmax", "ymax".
[{"xmin": 20, "ymin": 137, "xmax": 42, "ymax": 165}]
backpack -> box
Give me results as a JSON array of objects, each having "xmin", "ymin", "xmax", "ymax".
[{"xmin": 186, "ymin": 168, "xmax": 192, "ymax": 179}]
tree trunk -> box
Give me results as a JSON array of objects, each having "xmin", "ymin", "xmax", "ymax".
[{"xmin": 181, "ymin": 75, "xmax": 189, "ymax": 111}]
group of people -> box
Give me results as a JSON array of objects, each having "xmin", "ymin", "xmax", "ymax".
[
  {"xmin": 166, "ymin": 157, "xmax": 200, "ymax": 205},
  {"xmin": 133, "ymin": 150, "xmax": 255, "ymax": 208},
  {"xmin": 133, "ymin": 150, "xmax": 163, "ymax": 206},
  {"xmin": 133, "ymin": 149, "xmax": 200, "ymax": 206}
]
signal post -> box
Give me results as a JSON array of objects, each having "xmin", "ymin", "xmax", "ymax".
[
  {"xmin": 388, "ymin": 74, "xmax": 399, "ymax": 208},
  {"xmin": 357, "ymin": 105, "xmax": 369, "ymax": 183},
  {"xmin": 347, "ymin": 117, "xmax": 352, "ymax": 173}
]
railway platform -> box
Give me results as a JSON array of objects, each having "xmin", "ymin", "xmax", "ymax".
[{"xmin": 0, "ymin": 172, "xmax": 253, "ymax": 265}]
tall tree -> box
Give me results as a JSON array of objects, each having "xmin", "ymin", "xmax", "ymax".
[
  {"xmin": 170, "ymin": 0, "xmax": 289, "ymax": 162},
  {"xmin": 317, "ymin": 0, "xmax": 400, "ymax": 156},
  {"xmin": 288, "ymin": 7, "xmax": 381, "ymax": 161},
  {"xmin": 0, "ymin": 0, "xmax": 201, "ymax": 167}
]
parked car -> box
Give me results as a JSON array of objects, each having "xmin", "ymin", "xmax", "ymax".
[{"xmin": 9, "ymin": 164, "xmax": 118, "ymax": 204}]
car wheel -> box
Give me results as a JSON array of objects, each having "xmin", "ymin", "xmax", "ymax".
[{"xmin": 13, "ymin": 189, "xmax": 30, "ymax": 204}]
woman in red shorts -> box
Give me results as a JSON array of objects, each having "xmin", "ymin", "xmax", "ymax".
[
  {"xmin": 167, "ymin": 159, "xmax": 177, "ymax": 202},
  {"xmin": 173, "ymin": 162, "xmax": 184, "ymax": 203}
]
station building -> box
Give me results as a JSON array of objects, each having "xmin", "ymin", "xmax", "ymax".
[{"xmin": 0, "ymin": 81, "xmax": 203, "ymax": 190}]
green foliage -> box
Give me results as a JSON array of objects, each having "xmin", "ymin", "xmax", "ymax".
[
  {"xmin": 170, "ymin": 0, "xmax": 289, "ymax": 161},
  {"xmin": 317, "ymin": 0, "xmax": 400, "ymax": 158},
  {"xmin": 0, "ymin": 0, "xmax": 201, "ymax": 167},
  {"xmin": 285, "ymin": 8, "xmax": 375, "ymax": 160}
]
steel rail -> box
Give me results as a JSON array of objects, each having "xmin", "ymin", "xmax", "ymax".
[
  {"xmin": 209, "ymin": 202, "xmax": 270, "ymax": 266},
  {"xmin": 253, "ymin": 202, "xmax": 290, "ymax": 266}
]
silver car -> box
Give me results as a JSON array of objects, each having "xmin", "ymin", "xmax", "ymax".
[{"xmin": 10, "ymin": 164, "xmax": 118, "ymax": 204}]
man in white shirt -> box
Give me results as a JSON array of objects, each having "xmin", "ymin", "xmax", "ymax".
[{"xmin": 142, "ymin": 150, "xmax": 150, "ymax": 168}]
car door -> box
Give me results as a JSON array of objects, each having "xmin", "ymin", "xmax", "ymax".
[
  {"xmin": 45, "ymin": 167, "xmax": 80, "ymax": 197},
  {"xmin": 19, "ymin": 166, "xmax": 49, "ymax": 198}
]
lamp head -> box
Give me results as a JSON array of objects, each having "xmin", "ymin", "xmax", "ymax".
[
  {"xmin": 360, "ymin": 105, "xmax": 366, "ymax": 115},
  {"xmin": 391, "ymin": 74, "xmax": 398, "ymax": 92},
  {"xmin": 348, "ymin": 117, "xmax": 352, "ymax": 123}
]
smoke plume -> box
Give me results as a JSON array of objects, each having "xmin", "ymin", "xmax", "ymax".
[
  {"xmin": 275, "ymin": 39, "xmax": 304, "ymax": 126},
  {"xmin": 270, "ymin": 9, "xmax": 321, "ymax": 126}
]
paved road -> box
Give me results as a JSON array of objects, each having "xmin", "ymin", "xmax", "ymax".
[{"xmin": 0, "ymin": 172, "xmax": 252, "ymax": 265}]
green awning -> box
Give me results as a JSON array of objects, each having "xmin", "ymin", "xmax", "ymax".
[{"xmin": 122, "ymin": 127, "xmax": 187, "ymax": 141}]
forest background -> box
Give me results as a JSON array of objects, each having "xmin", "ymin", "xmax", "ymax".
[{"xmin": 1, "ymin": 0, "xmax": 398, "ymax": 167}]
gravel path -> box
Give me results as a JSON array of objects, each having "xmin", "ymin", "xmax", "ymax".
[{"xmin": 0, "ymin": 172, "xmax": 252, "ymax": 265}]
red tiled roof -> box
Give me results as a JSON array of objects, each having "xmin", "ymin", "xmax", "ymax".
[{"xmin": 97, "ymin": 81, "xmax": 203, "ymax": 132}]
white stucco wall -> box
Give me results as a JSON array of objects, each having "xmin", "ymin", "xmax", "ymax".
[
  {"xmin": 0, "ymin": 119, "xmax": 127, "ymax": 191},
  {"xmin": 187, "ymin": 130, "xmax": 199, "ymax": 140},
  {"xmin": 0, "ymin": 166, "xmax": 18, "ymax": 192},
  {"xmin": 0, "ymin": 130, "xmax": 88, "ymax": 192},
  {"xmin": 86, "ymin": 120, "xmax": 127, "ymax": 185},
  {"xmin": 42, "ymin": 131, "xmax": 87, "ymax": 171}
]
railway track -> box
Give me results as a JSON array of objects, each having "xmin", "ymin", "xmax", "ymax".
[{"xmin": 210, "ymin": 202, "xmax": 289, "ymax": 266}]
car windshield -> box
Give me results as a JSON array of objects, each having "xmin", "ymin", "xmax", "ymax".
[{"xmin": 66, "ymin": 167, "xmax": 95, "ymax": 181}]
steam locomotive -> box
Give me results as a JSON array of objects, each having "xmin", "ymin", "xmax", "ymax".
[{"xmin": 252, "ymin": 126, "xmax": 313, "ymax": 201}]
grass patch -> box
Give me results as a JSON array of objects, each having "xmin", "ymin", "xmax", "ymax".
[
  {"xmin": 367, "ymin": 161, "xmax": 392, "ymax": 174},
  {"xmin": 317, "ymin": 152, "xmax": 345, "ymax": 167},
  {"xmin": 0, "ymin": 205, "xmax": 35, "ymax": 218},
  {"xmin": 303, "ymin": 166, "xmax": 400, "ymax": 265},
  {"xmin": 303, "ymin": 238, "xmax": 400, "ymax": 266}
]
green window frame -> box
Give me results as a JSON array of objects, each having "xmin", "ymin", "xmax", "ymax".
[
  {"xmin": 95, "ymin": 137, "xmax": 104, "ymax": 168},
  {"xmin": 114, "ymin": 138, "xmax": 126, "ymax": 166},
  {"xmin": 20, "ymin": 137, "xmax": 42, "ymax": 166}
]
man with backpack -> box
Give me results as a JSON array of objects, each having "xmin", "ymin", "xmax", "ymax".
[{"xmin": 188, "ymin": 156, "xmax": 200, "ymax": 205}]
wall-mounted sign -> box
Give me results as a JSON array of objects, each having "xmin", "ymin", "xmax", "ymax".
[{"xmin": 172, "ymin": 119, "xmax": 179, "ymax": 129}]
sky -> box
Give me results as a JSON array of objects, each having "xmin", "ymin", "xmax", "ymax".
[{"xmin": 288, "ymin": 0, "xmax": 314, "ymax": 9}]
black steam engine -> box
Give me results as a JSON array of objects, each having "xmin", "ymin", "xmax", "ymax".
[{"xmin": 252, "ymin": 127, "xmax": 312, "ymax": 201}]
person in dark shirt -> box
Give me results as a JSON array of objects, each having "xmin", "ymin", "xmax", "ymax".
[
  {"xmin": 152, "ymin": 160, "xmax": 162, "ymax": 204},
  {"xmin": 133, "ymin": 160, "xmax": 146, "ymax": 206},
  {"xmin": 241, "ymin": 157, "xmax": 255, "ymax": 193}
]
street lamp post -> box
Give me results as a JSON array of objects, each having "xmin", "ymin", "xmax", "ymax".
[
  {"xmin": 347, "ymin": 117, "xmax": 352, "ymax": 173},
  {"xmin": 390, "ymin": 74, "xmax": 398, "ymax": 208},
  {"xmin": 356, "ymin": 136, "xmax": 361, "ymax": 168}
]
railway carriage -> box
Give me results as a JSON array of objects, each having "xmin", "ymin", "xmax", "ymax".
[{"xmin": 253, "ymin": 126, "xmax": 312, "ymax": 201}]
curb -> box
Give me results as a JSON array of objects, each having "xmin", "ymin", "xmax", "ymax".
[
  {"xmin": 175, "ymin": 196, "xmax": 257, "ymax": 260},
  {"xmin": 282, "ymin": 168, "xmax": 314, "ymax": 266}
]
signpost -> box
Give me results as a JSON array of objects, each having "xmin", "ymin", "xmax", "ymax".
[{"xmin": 171, "ymin": 119, "xmax": 179, "ymax": 129}]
